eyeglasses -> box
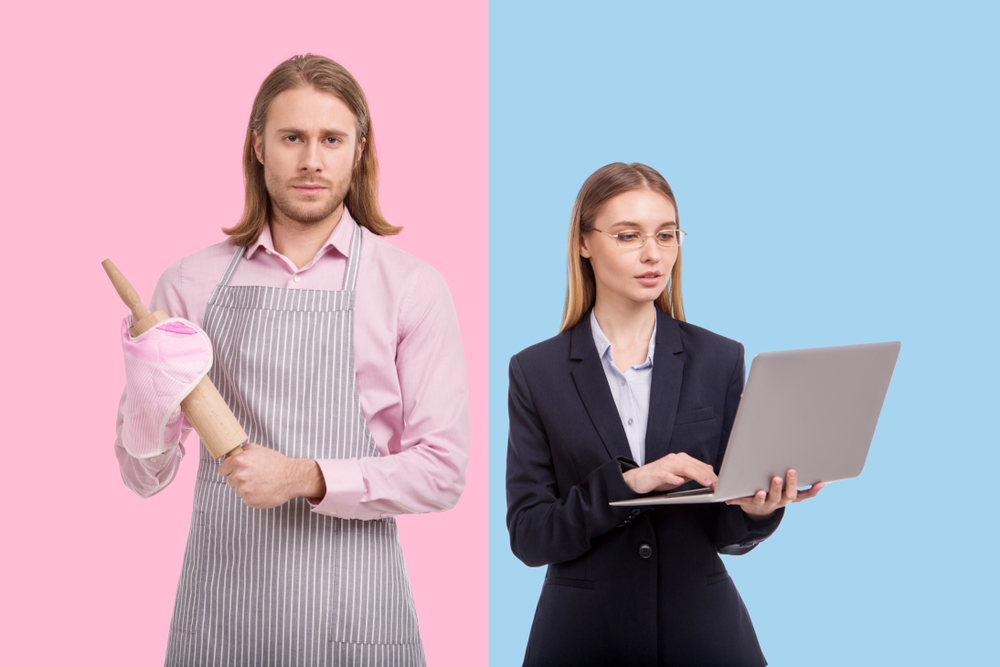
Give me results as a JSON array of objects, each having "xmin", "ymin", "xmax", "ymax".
[{"xmin": 592, "ymin": 228, "xmax": 688, "ymax": 249}]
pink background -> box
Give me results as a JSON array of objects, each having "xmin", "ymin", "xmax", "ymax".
[{"xmin": 0, "ymin": 1, "xmax": 488, "ymax": 664}]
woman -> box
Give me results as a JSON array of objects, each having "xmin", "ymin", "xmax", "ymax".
[{"xmin": 505, "ymin": 163, "xmax": 821, "ymax": 666}]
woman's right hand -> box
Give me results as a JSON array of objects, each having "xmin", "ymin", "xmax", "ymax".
[{"xmin": 622, "ymin": 452, "xmax": 718, "ymax": 494}]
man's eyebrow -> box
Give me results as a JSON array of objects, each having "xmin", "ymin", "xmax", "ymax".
[{"xmin": 274, "ymin": 126, "xmax": 351, "ymax": 137}]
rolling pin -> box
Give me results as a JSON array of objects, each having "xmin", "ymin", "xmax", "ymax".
[{"xmin": 103, "ymin": 259, "xmax": 248, "ymax": 459}]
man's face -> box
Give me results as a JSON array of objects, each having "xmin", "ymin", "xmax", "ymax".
[{"xmin": 253, "ymin": 86, "xmax": 365, "ymax": 228}]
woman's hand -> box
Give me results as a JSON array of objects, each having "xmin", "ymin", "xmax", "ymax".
[
  {"xmin": 725, "ymin": 469, "xmax": 824, "ymax": 520},
  {"xmin": 623, "ymin": 452, "xmax": 718, "ymax": 494}
]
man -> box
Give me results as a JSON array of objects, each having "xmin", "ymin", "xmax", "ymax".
[{"xmin": 114, "ymin": 54, "xmax": 469, "ymax": 667}]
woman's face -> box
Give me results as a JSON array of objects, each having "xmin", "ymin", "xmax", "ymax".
[{"xmin": 580, "ymin": 188, "xmax": 678, "ymax": 310}]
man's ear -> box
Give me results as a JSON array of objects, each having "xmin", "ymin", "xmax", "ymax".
[
  {"xmin": 355, "ymin": 136, "xmax": 366, "ymax": 167},
  {"xmin": 252, "ymin": 131, "xmax": 264, "ymax": 165}
]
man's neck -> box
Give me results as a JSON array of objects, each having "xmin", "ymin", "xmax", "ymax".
[{"xmin": 270, "ymin": 203, "xmax": 344, "ymax": 270}]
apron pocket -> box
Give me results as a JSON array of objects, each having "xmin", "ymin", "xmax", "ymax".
[
  {"xmin": 169, "ymin": 510, "xmax": 206, "ymax": 634},
  {"xmin": 329, "ymin": 518, "xmax": 422, "ymax": 646}
]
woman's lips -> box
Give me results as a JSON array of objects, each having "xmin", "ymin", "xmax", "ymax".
[{"xmin": 636, "ymin": 272, "xmax": 662, "ymax": 286}]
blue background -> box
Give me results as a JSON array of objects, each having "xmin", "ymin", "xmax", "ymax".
[{"xmin": 489, "ymin": 2, "xmax": 998, "ymax": 664}]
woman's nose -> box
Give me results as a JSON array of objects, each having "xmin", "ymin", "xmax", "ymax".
[{"xmin": 639, "ymin": 235, "xmax": 661, "ymax": 261}]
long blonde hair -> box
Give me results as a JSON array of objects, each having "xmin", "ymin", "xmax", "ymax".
[
  {"xmin": 224, "ymin": 54, "xmax": 400, "ymax": 246},
  {"xmin": 560, "ymin": 162, "xmax": 685, "ymax": 333}
]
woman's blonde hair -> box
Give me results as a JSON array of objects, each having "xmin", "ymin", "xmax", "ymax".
[
  {"xmin": 560, "ymin": 162, "xmax": 685, "ymax": 333},
  {"xmin": 224, "ymin": 54, "xmax": 400, "ymax": 246}
]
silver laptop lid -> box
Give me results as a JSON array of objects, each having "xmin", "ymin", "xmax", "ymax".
[
  {"xmin": 611, "ymin": 341, "xmax": 900, "ymax": 506},
  {"xmin": 716, "ymin": 341, "xmax": 900, "ymax": 498}
]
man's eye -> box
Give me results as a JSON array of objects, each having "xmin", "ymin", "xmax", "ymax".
[
  {"xmin": 325, "ymin": 137, "xmax": 340, "ymax": 144},
  {"xmin": 617, "ymin": 232, "xmax": 640, "ymax": 242},
  {"xmin": 285, "ymin": 135, "xmax": 299, "ymax": 142}
]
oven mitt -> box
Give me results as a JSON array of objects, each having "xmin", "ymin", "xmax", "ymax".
[{"xmin": 120, "ymin": 316, "xmax": 214, "ymax": 458}]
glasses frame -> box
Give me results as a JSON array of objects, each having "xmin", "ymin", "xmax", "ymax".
[{"xmin": 591, "ymin": 227, "xmax": 688, "ymax": 249}]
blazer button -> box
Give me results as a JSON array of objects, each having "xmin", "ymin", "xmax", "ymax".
[
  {"xmin": 630, "ymin": 509, "xmax": 640, "ymax": 517},
  {"xmin": 638, "ymin": 544, "xmax": 653, "ymax": 559}
]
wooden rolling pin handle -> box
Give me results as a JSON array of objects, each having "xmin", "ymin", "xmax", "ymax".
[
  {"xmin": 129, "ymin": 309, "xmax": 169, "ymax": 337},
  {"xmin": 180, "ymin": 377, "xmax": 249, "ymax": 460},
  {"xmin": 105, "ymin": 258, "xmax": 250, "ymax": 461},
  {"xmin": 102, "ymin": 259, "xmax": 152, "ymax": 322}
]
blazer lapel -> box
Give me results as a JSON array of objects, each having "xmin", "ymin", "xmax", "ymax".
[
  {"xmin": 644, "ymin": 309, "xmax": 685, "ymax": 464},
  {"xmin": 569, "ymin": 315, "xmax": 635, "ymax": 463}
]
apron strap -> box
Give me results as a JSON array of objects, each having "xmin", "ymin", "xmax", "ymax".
[
  {"xmin": 219, "ymin": 244, "xmax": 247, "ymax": 287},
  {"xmin": 205, "ymin": 244, "xmax": 246, "ymax": 308},
  {"xmin": 343, "ymin": 221, "xmax": 363, "ymax": 292}
]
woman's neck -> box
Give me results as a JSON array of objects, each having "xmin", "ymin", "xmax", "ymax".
[{"xmin": 593, "ymin": 299, "xmax": 657, "ymax": 371}]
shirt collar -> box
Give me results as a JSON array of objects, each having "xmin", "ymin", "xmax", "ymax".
[
  {"xmin": 590, "ymin": 309, "xmax": 657, "ymax": 370},
  {"xmin": 246, "ymin": 206, "xmax": 356, "ymax": 261}
]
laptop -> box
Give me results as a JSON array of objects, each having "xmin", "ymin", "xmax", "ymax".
[{"xmin": 610, "ymin": 341, "xmax": 901, "ymax": 507}]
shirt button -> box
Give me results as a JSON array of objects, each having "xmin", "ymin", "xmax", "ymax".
[
  {"xmin": 639, "ymin": 544, "xmax": 653, "ymax": 559},
  {"xmin": 150, "ymin": 457, "xmax": 157, "ymax": 463},
  {"xmin": 293, "ymin": 275, "xmax": 302, "ymax": 283},
  {"xmin": 627, "ymin": 418, "xmax": 634, "ymax": 426},
  {"xmin": 329, "ymin": 510, "xmax": 337, "ymax": 515},
  {"xmin": 620, "ymin": 379, "xmax": 626, "ymax": 387},
  {"xmin": 265, "ymin": 248, "xmax": 272, "ymax": 255},
  {"xmin": 380, "ymin": 512, "xmax": 389, "ymax": 518}
]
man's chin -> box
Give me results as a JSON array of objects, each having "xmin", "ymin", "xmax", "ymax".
[{"xmin": 274, "ymin": 201, "xmax": 343, "ymax": 226}]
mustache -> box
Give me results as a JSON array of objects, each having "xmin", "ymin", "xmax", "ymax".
[{"xmin": 290, "ymin": 178, "xmax": 333, "ymax": 187}]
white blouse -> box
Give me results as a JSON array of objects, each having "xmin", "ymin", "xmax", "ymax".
[{"xmin": 589, "ymin": 310, "xmax": 656, "ymax": 466}]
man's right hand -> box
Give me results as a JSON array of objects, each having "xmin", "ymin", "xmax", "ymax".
[
  {"xmin": 218, "ymin": 443, "xmax": 327, "ymax": 509},
  {"xmin": 622, "ymin": 452, "xmax": 717, "ymax": 494}
]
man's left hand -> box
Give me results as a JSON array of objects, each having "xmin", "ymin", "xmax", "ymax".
[
  {"xmin": 218, "ymin": 443, "xmax": 326, "ymax": 509},
  {"xmin": 725, "ymin": 469, "xmax": 824, "ymax": 520}
]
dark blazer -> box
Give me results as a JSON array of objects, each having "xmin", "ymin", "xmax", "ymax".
[{"xmin": 506, "ymin": 307, "xmax": 784, "ymax": 667}]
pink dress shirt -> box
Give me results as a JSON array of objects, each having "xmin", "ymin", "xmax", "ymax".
[{"xmin": 114, "ymin": 209, "xmax": 469, "ymax": 520}]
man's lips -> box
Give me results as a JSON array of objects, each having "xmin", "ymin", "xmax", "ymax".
[{"xmin": 293, "ymin": 184, "xmax": 327, "ymax": 196}]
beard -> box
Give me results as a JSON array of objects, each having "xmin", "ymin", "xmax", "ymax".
[{"xmin": 263, "ymin": 161, "xmax": 352, "ymax": 226}]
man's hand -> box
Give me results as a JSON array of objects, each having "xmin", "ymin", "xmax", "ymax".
[
  {"xmin": 725, "ymin": 469, "xmax": 824, "ymax": 520},
  {"xmin": 623, "ymin": 452, "xmax": 718, "ymax": 495},
  {"xmin": 218, "ymin": 443, "xmax": 327, "ymax": 509}
]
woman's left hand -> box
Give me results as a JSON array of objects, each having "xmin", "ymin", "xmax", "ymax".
[{"xmin": 725, "ymin": 469, "xmax": 824, "ymax": 520}]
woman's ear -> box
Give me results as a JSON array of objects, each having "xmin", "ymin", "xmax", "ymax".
[{"xmin": 579, "ymin": 234, "xmax": 592, "ymax": 259}]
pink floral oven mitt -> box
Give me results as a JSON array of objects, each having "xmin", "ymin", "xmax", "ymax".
[{"xmin": 120, "ymin": 317, "xmax": 213, "ymax": 458}]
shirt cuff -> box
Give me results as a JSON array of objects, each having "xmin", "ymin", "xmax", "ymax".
[
  {"xmin": 308, "ymin": 458, "xmax": 366, "ymax": 518},
  {"xmin": 140, "ymin": 450, "xmax": 181, "ymax": 473}
]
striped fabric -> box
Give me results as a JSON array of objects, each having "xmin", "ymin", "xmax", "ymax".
[{"xmin": 165, "ymin": 223, "xmax": 425, "ymax": 666}]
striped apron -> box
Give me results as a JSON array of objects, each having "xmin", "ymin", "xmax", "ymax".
[{"xmin": 164, "ymin": 222, "xmax": 425, "ymax": 666}]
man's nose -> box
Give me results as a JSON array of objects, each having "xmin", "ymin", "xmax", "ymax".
[{"xmin": 300, "ymin": 141, "xmax": 323, "ymax": 171}]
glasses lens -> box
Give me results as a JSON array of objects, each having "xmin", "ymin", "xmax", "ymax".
[
  {"xmin": 615, "ymin": 232, "xmax": 643, "ymax": 249},
  {"xmin": 655, "ymin": 231, "xmax": 678, "ymax": 247}
]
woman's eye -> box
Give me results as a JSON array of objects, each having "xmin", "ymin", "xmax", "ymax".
[
  {"xmin": 618, "ymin": 232, "xmax": 640, "ymax": 242},
  {"xmin": 656, "ymin": 231, "xmax": 676, "ymax": 242}
]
